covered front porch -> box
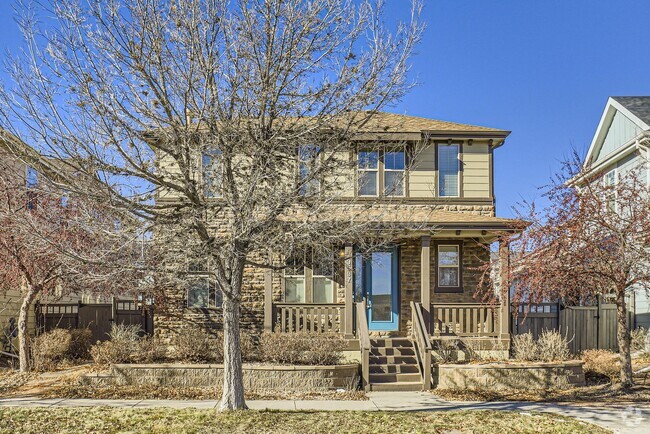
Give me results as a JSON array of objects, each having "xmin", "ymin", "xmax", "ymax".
[{"xmin": 262, "ymin": 228, "xmax": 513, "ymax": 344}]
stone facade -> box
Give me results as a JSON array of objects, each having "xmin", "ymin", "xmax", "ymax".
[
  {"xmin": 154, "ymin": 201, "xmax": 495, "ymax": 341},
  {"xmin": 83, "ymin": 363, "xmax": 359, "ymax": 391},
  {"xmin": 436, "ymin": 361, "xmax": 585, "ymax": 390}
]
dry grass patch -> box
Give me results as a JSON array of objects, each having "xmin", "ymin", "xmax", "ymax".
[
  {"xmin": 434, "ymin": 382, "xmax": 650, "ymax": 404},
  {"xmin": 41, "ymin": 383, "xmax": 367, "ymax": 401},
  {"xmin": 0, "ymin": 408, "xmax": 606, "ymax": 434}
]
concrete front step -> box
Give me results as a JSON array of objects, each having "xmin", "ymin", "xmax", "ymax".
[
  {"xmin": 370, "ymin": 338, "xmax": 412, "ymax": 348},
  {"xmin": 369, "ymin": 372, "xmax": 421, "ymax": 383},
  {"xmin": 369, "ymin": 381, "xmax": 423, "ymax": 392},
  {"xmin": 369, "ymin": 364, "xmax": 420, "ymax": 374},
  {"xmin": 369, "ymin": 355, "xmax": 418, "ymax": 365},
  {"xmin": 370, "ymin": 347, "xmax": 416, "ymax": 357}
]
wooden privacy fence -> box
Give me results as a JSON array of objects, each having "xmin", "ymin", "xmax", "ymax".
[
  {"xmin": 431, "ymin": 303, "xmax": 500, "ymax": 338},
  {"xmin": 512, "ymin": 303, "xmax": 633, "ymax": 353},
  {"xmin": 272, "ymin": 303, "xmax": 345, "ymax": 333},
  {"xmin": 35, "ymin": 300, "xmax": 154, "ymax": 342}
]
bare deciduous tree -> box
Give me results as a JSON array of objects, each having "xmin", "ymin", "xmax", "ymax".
[
  {"xmin": 504, "ymin": 153, "xmax": 650, "ymax": 387},
  {"xmin": 0, "ymin": 147, "xmax": 139, "ymax": 372},
  {"xmin": 0, "ymin": 0, "xmax": 424, "ymax": 409}
]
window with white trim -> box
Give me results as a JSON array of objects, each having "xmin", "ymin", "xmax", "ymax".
[
  {"xmin": 437, "ymin": 244, "xmax": 460, "ymax": 288},
  {"xmin": 357, "ymin": 150, "xmax": 379, "ymax": 196},
  {"xmin": 384, "ymin": 148, "xmax": 405, "ymax": 196},
  {"xmin": 298, "ymin": 144, "xmax": 320, "ymax": 196},
  {"xmin": 284, "ymin": 248, "xmax": 337, "ymax": 303},
  {"xmin": 284, "ymin": 253, "xmax": 306, "ymax": 303},
  {"xmin": 438, "ymin": 144, "xmax": 460, "ymax": 197},
  {"xmin": 604, "ymin": 168, "xmax": 617, "ymax": 212},
  {"xmin": 202, "ymin": 148, "xmax": 222, "ymax": 198},
  {"xmin": 186, "ymin": 263, "xmax": 222, "ymax": 308},
  {"xmin": 312, "ymin": 249, "xmax": 335, "ymax": 303}
]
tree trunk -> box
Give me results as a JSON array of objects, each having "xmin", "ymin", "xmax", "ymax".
[
  {"xmin": 18, "ymin": 285, "xmax": 36, "ymax": 372},
  {"xmin": 219, "ymin": 295, "xmax": 247, "ymax": 411},
  {"xmin": 615, "ymin": 288, "xmax": 633, "ymax": 388}
]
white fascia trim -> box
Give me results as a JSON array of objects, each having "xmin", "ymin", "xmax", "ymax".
[{"xmin": 584, "ymin": 97, "xmax": 650, "ymax": 168}]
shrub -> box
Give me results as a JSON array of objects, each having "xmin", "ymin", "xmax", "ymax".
[
  {"xmin": 68, "ymin": 329, "xmax": 92, "ymax": 360},
  {"xmin": 258, "ymin": 332, "xmax": 345, "ymax": 365},
  {"xmin": 170, "ymin": 327, "xmax": 221, "ymax": 363},
  {"xmin": 582, "ymin": 349, "xmax": 619, "ymax": 383},
  {"xmin": 432, "ymin": 339, "xmax": 460, "ymax": 363},
  {"xmin": 537, "ymin": 329, "xmax": 571, "ymax": 362},
  {"xmin": 90, "ymin": 323, "xmax": 146, "ymax": 366},
  {"xmin": 512, "ymin": 332, "xmax": 538, "ymax": 361},
  {"xmin": 631, "ymin": 327, "xmax": 649, "ymax": 353},
  {"xmin": 130, "ymin": 336, "xmax": 168, "ymax": 363},
  {"xmin": 32, "ymin": 329, "xmax": 71, "ymax": 370},
  {"xmin": 31, "ymin": 328, "xmax": 93, "ymax": 370}
]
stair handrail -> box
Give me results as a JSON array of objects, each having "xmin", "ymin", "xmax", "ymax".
[
  {"xmin": 356, "ymin": 300, "xmax": 371, "ymax": 391},
  {"xmin": 410, "ymin": 301, "xmax": 433, "ymax": 390}
]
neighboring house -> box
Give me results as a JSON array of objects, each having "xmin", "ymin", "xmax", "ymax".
[
  {"xmin": 0, "ymin": 133, "xmax": 147, "ymax": 350},
  {"xmin": 155, "ymin": 112, "xmax": 520, "ymax": 391},
  {"xmin": 581, "ymin": 96, "xmax": 650, "ymax": 329}
]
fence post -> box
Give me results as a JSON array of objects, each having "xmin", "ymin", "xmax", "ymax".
[
  {"xmin": 264, "ymin": 269, "xmax": 273, "ymax": 331},
  {"xmin": 596, "ymin": 295, "xmax": 602, "ymax": 350}
]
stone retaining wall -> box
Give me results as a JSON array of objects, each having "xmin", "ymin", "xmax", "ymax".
[
  {"xmin": 83, "ymin": 363, "xmax": 360, "ymax": 391},
  {"xmin": 436, "ymin": 361, "xmax": 585, "ymax": 390}
]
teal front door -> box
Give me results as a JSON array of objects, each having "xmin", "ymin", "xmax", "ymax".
[{"xmin": 358, "ymin": 248, "xmax": 399, "ymax": 331}]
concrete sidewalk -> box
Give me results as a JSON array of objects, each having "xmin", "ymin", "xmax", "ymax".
[{"xmin": 0, "ymin": 392, "xmax": 649, "ymax": 433}]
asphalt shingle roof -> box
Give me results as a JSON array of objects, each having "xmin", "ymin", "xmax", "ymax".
[{"xmin": 612, "ymin": 96, "xmax": 650, "ymax": 127}]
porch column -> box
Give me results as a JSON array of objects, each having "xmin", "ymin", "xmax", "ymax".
[
  {"xmin": 344, "ymin": 244, "xmax": 354, "ymax": 338},
  {"xmin": 264, "ymin": 269, "xmax": 273, "ymax": 331},
  {"xmin": 499, "ymin": 240, "xmax": 511, "ymax": 343},
  {"xmin": 421, "ymin": 236, "xmax": 431, "ymax": 332}
]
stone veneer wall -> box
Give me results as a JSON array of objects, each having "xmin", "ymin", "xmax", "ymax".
[
  {"xmin": 84, "ymin": 363, "xmax": 359, "ymax": 391},
  {"xmin": 155, "ymin": 203, "xmax": 494, "ymax": 341},
  {"xmin": 436, "ymin": 361, "xmax": 585, "ymax": 390},
  {"xmin": 398, "ymin": 237, "xmax": 491, "ymax": 335}
]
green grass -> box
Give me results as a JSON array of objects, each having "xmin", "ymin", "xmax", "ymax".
[{"xmin": 0, "ymin": 408, "xmax": 608, "ymax": 434}]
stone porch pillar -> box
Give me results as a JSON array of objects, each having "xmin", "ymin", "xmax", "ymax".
[
  {"xmin": 499, "ymin": 240, "xmax": 511, "ymax": 345},
  {"xmin": 421, "ymin": 236, "xmax": 431, "ymax": 332}
]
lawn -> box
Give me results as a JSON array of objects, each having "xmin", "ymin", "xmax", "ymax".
[{"xmin": 0, "ymin": 408, "xmax": 607, "ymax": 434}]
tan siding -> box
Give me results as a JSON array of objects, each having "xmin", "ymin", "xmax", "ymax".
[
  {"xmin": 408, "ymin": 144, "xmax": 435, "ymax": 198},
  {"xmin": 0, "ymin": 290, "xmax": 36, "ymax": 337},
  {"xmin": 462, "ymin": 144, "xmax": 490, "ymax": 198}
]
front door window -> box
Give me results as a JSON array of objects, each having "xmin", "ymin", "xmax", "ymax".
[{"xmin": 355, "ymin": 247, "xmax": 399, "ymax": 331}]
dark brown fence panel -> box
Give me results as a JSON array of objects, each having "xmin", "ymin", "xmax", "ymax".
[
  {"xmin": 35, "ymin": 304, "xmax": 79, "ymax": 333},
  {"xmin": 79, "ymin": 304, "xmax": 113, "ymax": 342},
  {"xmin": 115, "ymin": 300, "xmax": 154, "ymax": 337}
]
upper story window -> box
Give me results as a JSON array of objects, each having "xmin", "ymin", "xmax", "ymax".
[
  {"xmin": 357, "ymin": 150, "xmax": 379, "ymax": 196},
  {"xmin": 299, "ymin": 144, "xmax": 321, "ymax": 196},
  {"xmin": 26, "ymin": 166, "xmax": 38, "ymax": 188},
  {"xmin": 436, "ymin": 243, "xmax": 462, "ymax": 291},
  {"xmin": 384, "ymin": 149, "xmax": 405, "ymax": 196},
  {"xmin": 603, "ymin": 168, "xmax": 618, "ymax": 212},
  {"xmin": 438, "ymin": 144, "xmax": 460, "ymax": 197},
  {"xmin": 202, "ymin": 148, "xmax": 222, "ymax": 198}
]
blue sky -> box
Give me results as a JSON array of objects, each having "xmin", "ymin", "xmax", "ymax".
[{"xmin": 1, "ymin": 1, "xmax": 649, "ymax": 217}]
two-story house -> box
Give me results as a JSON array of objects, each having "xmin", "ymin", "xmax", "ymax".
[
  {"xmin": 154, "ymin": 112, "xmax": 520, "ymax": 391},
  {"xmin": 581, "ymin": 97, "xmax": 650, "ymax": 330}
]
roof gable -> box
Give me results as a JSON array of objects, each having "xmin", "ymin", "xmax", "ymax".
[{"xmin": 584, "ymin": 97, "xmax": 650, "ymax": 167}]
